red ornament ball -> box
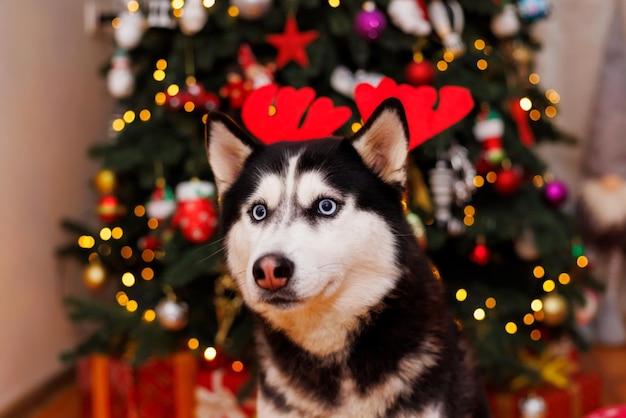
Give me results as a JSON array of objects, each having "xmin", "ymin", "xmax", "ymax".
[
  {"xmin": 97, "ymin": 195, "xmax": 123, "ymax": 223},
  {"xmin": 405, "ymin": 60, "xmax": 436, "ymax": 86},
  {"xmin": 493, "ymin": 168, "xmax": 521, "ymax": 195},
  {"xmin": 470, "ymin": 243, "xmax": 490, "ymax": 265},
  {"xmin": 173, "ymin": 198, "xmax": 217, "ymax": 243}
]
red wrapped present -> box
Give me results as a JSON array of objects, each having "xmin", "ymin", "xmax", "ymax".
[
  {"xmin": 195, "ymin": 356, "xmax": 256, "ymax": 418},
  {"xmin": 77, "ymin": 352, "xmax": 197, "ymax": 418},
  {"xmin": 488, "ymin": 372, "xmax": 602, "ymax": 418}
]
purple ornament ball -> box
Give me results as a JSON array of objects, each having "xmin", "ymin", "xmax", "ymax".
[
  {"xmin": 354, "ymin": 3, "xmax": 387, "ymax": 41},
  {"xmin": 544, "ymin": 180, "xmax": 568, "ymax": 206}
]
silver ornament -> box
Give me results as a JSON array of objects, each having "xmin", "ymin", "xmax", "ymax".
[
  {"xmin": 156, "ymin": 297, "xmax": 188, "ymax": 330},
  {"xmin": 231, "ymin": 0, "xmax": 272, "ymax": 20}
]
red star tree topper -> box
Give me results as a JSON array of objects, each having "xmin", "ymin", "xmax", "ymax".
[{"xmin": 266, "ymin": 16, "xmax": 318, "ymax": 69}]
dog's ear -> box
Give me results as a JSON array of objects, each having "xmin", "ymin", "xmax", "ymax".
[
  {"xmin": 205, "ymin": 112, "xmax": 260, "ymax": 196},
  {"xmin": 350, "ymin": 97, "xmax": 409, "ymax": 188}
]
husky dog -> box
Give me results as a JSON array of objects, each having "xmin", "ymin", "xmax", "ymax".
[{"xmin": 205, "ymin": 98, "xmax": 490, "ymax": 418}]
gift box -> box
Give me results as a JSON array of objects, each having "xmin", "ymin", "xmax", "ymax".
[
  {"xmin": 194, "ymin": 356, "xmax": 256, "ymax": 418},
  {"xmin": 488, "ymin": 372, "xmax": 602, "ymax": 418},
  {"xmin": 77, "ymin": 352, "xmax": 197, "ymax": 418}
]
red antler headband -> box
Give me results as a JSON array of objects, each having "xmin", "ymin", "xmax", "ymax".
[{"xmin": 241, "ymin": 77, "xmax": 474, "ymax": 150}]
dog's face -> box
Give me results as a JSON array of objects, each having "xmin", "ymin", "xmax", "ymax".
[{"xmin": 206, "ymin": 99, "xmax": 410, "ymax": 329}]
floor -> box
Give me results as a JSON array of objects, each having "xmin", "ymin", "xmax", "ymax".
[{"xmin": 26, "ymin": 346, "xmax": 626, "ymax": 418}]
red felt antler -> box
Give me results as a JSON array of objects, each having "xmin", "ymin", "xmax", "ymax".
[
  {"xmin": 241, "ymin": 84, "xmax": 352, "ymax": 144},
  {"xmin": 355, "ymin": 77, "xmax": 474, "ymax": 150}
]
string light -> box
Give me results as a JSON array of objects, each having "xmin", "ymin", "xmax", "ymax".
[
  {"xmin": 142, "ymin": 249, "xmax": 155, "ymax": 262},
  {"xmin": 529, "ymin": 73, "xmax": 540, "ymax": 85},
  {"xmin": 577, "ymin": 255, "xmax": 589, "ymax": 268},
  {"xmin": 485, "ymin": 297, "xmax": 496, "ymax": 309},
  {"xmin": 474, "ymin": 39, "xmax": 486, "ymax": 51},
  {"xmin": 156, "ymin": 59, "xmax": 167, "ymax": 70},
  {"xmin": 519, "ymin": 97, "xmax": 532, "ymax": 111},
  {"xmin": 558, "ymin": 273, "xmax": 571, "ymax": 285},
  {"xmin": 116, "ymin": 291, "xmax": 129, "ymax": 306},
  {"xmin": 134, "ymin": 205, "xmax": 146, "ymax": 217},
  {"xmin": 530, "ymin": 329, "xmax": 542, "ymax": 341},
  {"xmin": 112, "ymin": 118, "xmax": 125, "ymax": 132},
  {"xmin": 171, "ymin": 0, "xmax": 184, "ymax": 10},
  {"xmin": 485, "ymin": 171, "xmax": 497, "ymax": 183},
  {"xmin": 437, "ymin": 60, "xmax": 448, "ymax": 71},
  {"xmin": 232, "ymin": 361, "xmax": 244, "ymax": 372},
  {"xmin": 100, "ymin": 227, "xmax": 112, "ymax": 241},
  {"xmin": 546, "ymin": 89, "xmax": 560, "ymax": 103},
  {"xmin": 456, "ymin": 288, "xmax": 468, "ymax": 302},
  {"xmin": 443, "ymin": 51, "xmax": 455, "ymax": 63},
  {"xmin": 351, "ymin": 122, "xmax": 362, "ymax": 133},
  {"xmin": 204, "ymin": 347, "xmax": 217, "ymax": 361},
  {"xmin": 123, "ymin": 110, "xmax": 136, "ymax": 123},
  {"xmin": 203, "ymin": 0, "xmax": 216, "ymax": 7},
  {"xmin": 463, "ymin": 216, "xmax": 474, "ymax": 227},
  {"xmin": 473, "ymin": 175, "xmax": 485, "ymax": 188},
  {"xmin": 505, "ymin": 322, "xmax": 518, "ymax": 334},
  {"xmin": 545, "ymin": 106, "xmax": 557, "ymax": 118},
  {"xmin": 121, "ymin": 246, "xmax": 133, "ymax": 259},
  {"xmin": 476, "ymin": 59, "xmax": 488, "ymax": 70},
  {"xmin": 464, "ymin": 206, "xmax": 475, "ymax": 216},
  {"xmin": 523, "ymin": 313, "xmax": 535, "ymax": 325},
  {"xmin": 529, "ymin": 109, "xmax": 541, "ymax": 121},
  {"xmin": 188, "ymin": 338, "xmax": 200, "ymax": 350},
  {"xmin": 78, "ymin": 235, "xmax": 96, "ymax": 249},
  {"xmin": 268, "ymin": 105, "xmax": 277, "ymax": 116},
  {"xmin": 474, "ymin": 308, "xmax": 486, "ymax": 321},
  {"xmin": 532, "ymin": 266, "xmax": 545, "ymax": 279},
  {"xmin": 167, "ymin": 84, "xmax": 180, "ymax": 96},
  {"xmin": 543, "ymin": 279, "xmax": 556, "ymax": 292},
  {"xmin": 184, "ymin": 102, "xmax": 196, "ymax": 112},
  {"xmin": 144, "ymin": 309, "xmax": 156, "ymax": 322},
  {"xmin": 532, "ymin": 175, "xmax": 544, "ymax": 188},
  {"xmin": 328, "ymin": 0, "xmax": 340, "ymax": 7},
  {"xmin": 153, "ymin": 70, "xmax": 166, "ymax": 82},
  {"xmin": 531, "ymin": 299, "xmax": 543, "ymax": 312},
  {"xmin": 141, "ymin": 267, "xmax": 155, "ymax": 281},
  {"xmin": 122, "ymin": 272, "xmax": 136, "ymax": 287},
  {"xmin": 127, "ymin": 1, "xmax": 140, "ymax": 12},
  {"xmin": 126, "ymin": 300, "xmax": 138, "ymax": 312},
  {"xmin": 147, "ymin": 218, "xmax": 159, "ymax": 230},
  {"xmin": 227, "ymin": 5, "xmax": 239, "ymax": 17},
  {"xmin": 155, "ymin": 92, "xmax": 167, "ymax": 105},
  {"xmin": 111, "ymin": 227, "xmax": 123, "ymax": 239}
]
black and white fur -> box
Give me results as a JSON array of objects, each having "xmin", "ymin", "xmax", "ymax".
[{"xmin": 205, "ymin": 98, "xmax": 490, "ymax": 417}]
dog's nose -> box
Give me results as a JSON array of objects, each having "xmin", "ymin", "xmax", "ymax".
[{"xmin": 252, "ymin": 254, "xmax": 294, "ymax": 291}]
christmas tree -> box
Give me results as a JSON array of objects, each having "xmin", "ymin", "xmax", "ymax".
[{"xmin": 60, "ymin": 0, "xmax": 595, "ymax": 390}]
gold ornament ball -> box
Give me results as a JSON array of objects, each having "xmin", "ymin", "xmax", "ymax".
[
  {"xmin": 94, "ymin": 170, "xmax": 117, "ymax": 194},
  {"xmin": 541, "ymin": 293, "xmax": 568, "ymax": 326},
  {"xmin": 83, "ymin": 263, "xmax": 107, "ymax": 290}
]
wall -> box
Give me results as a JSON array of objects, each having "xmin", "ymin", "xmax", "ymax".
[{"xmin": 0, "ymin": 1, "xmax": 111, "ymax": 412}]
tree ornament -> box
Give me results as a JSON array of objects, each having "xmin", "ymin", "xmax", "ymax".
[
  {"xmin": 543, "ymin": 180, "xmax": 568, "ymax": 207},
  {"xmin": 491, "ymin": 3, "xmax": 520, "ymax": 38},
  {"xmin": 156, "ymin": 296, "xmax": 188, "ymax": 331},
  {"xmin": 405, "ymin": 58, "xmax": 436, "ymax": 86},
  {"xmin": 179, "ymin": 0, "xmax": 208, "ymax": 36},
  {"xmin": 575, "ymin": 288, "xmax": 600, "ymax": 326},
  {"xmin": 114, "ymin": 10, "xmax": 146, "ymax": 50},
  {"xmin": 219, "ymin": 73, "xmax": 252, "ymax": 109},
  {"xmin": 265, "ymin": 16, "xmax": 318, "ymax": 69},
  {"xmin": 470, "ymin": 242, "xmax": 490, "ymax": 265},
  {"xmin": 147, "ymin": 0, "xmax": 176, "ymax": 28},
  {"xmin": 406, "ymin": 211, "xmax": 428, "ymax": 249},
  {"xmin": 473, "ymin": 106, "xmax": 506, "ymax": 164},
  {"xmin": 166, "ymin": 80, "xmax": 219, "ymax": 112},
  {"xmin": 231, "ymin": 0, "xmax": 272, "ymax": 20},
  {"xmin": 428, "ymin": 0, "xmax": 465, "ymax": 57},
  {"xmin": 82, "ymin": 262, "xmax": 107, "ymax": 290},
  {"xmin": 107, "ymin": 50, "xmax": 134, "ymax": 99},
  {"xmin": 330, "ymin": 66, "xmax": 384, "ymax": 99},
  {"xmin": 238, "ymin": 44, "xmax": 275, "ymax": 89},
  {"xmin": 146, "ymin": 180, "xmax": 176, "ymax": 220},
  {"xmin": 509, "ymin": 98, "xmax": 535, "ymax": 146},
  {"xmin": 515, "ymin": 228, "xmax": 540, "ymax": 260},
  {"xmin": 519, "ymin": 393, "xmax": 547, "ymax": 418},
  {"xmin": 171, "ymin": 180, "xmax": 218, "ymax": 243},
  {"xmin": 354, "ymin": 2, "xmax": 388, "ymax": 41},
  {"xmin": 387, "ymin": 0, "xmax": 431, "ymax": 37},
  {"xmin": 97, "ymin": 195, "xmax": 124, "ymax": 223},
  {"xmin": 94, "ymin": 169, "xmax": 116, "ymax": 195},
  {"xmin": 517, "ymin": 0, "xmax": 550, "ymax": 23},
  {"xmin": 493, "ymin": 167, "xmax": 521, "ymax": 195},
  {"xmin": 138, "ymin": 235, "xmax": 161, "ymax": 251},
  {"xmin": 428, "ymin": 159, "xmax": 466, "ymax": 235},
  {"xmin": 541, "ymin": 293, "xmax": 569, "ymax": 326}
]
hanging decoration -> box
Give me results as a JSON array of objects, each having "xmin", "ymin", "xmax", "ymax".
[
  {"xmin": 493, "ymin": 166, "xmax": 522, "ymax": 195},
  {"xmin": 473, "ymin": 105, "xmax": 506, "ymax": 164},
  {"xmin": 405, "ymin": 58, "xmax": 436, "ymax": 86},
  {"xmin": 147, "ymin": 0, "xmax": 177, "ymax": 28},
  {"xmin": 238, "ymin": 44, "xmax": 275, "ymax": 89},
  {"xmin": 146, "ymin": 180, "xmax": 177, "ymax": 220},
  {"xmin": 107, "ymin": 49, "xmax": 135, "ymax": 99},
  {"xmin": 83, "ymin": 260, "xmax": 107, "ymax": 290},
  {"xmin": 231, "ymin": 0, "xmax": 272, "ymax": 20},
  {"xmin": 490, "ymin": 2, "xmax": 520, "ymax": 38},
  {"xmin": 113, "ymin": 9, "xmax": 146, "ymax": 50},
  {"xmin": 428, "ymin": 0, "xmax": 465, "ymax": 57},
  {"xmin": 97, "ymin": 195, "xmax": 124, "ymax": 223},
  {"xmin": 542, "ymin": 180, "xmax": 569, "ymax": 207},
  {"xmin": 509, "ymin": 98, "xmax": 536, "ymax": 146},
  {"xmin": 541, "ymin": 293, "xmax": 569, "ymax": 326},
  {"xmin": 517, "ymin": 0, "xmax": 550, "ymax": 22},
  {"xmin": 387, "ymin": 0, "xmax": 431, "ymax": 37},
  {"xmin": 219, "ymin": 73, "xmax": 253, "ymax": 109},
  {"xmin": 265, "ymin": 15, "xmax": 319, "ymax": 69},
  {"xmin": 94, "ymin": 169, "xmax": 117, "ymax": 195},
  {"xmin": 165, "ymin": 80, "xmax": 220, "ymax": 112},
  {"xmin": 156, "ymin": 294, "xmax": 189, "ymax": 331},
  {"xmin": 354, "ymin": 2, "xmax": 388, "ymax": 41},
  {"xmin": 179, "ymin": 0, "xmax": 208, "ymax": 35},
  {"xmin": 171, "ymin": 180, "xmax": 218, "ymax": 243},
  {"xmin": 329, "ymin": 66, "xmax": 384, "ymax": 99}
]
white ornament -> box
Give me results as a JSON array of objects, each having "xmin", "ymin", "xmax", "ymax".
[
  {"xmin": 148, "ymin": 0, "xmax": 177, "ymax": 28},
  {"xmin": 176, "ymin": 180, "xmax": 215, "ymax": 202},
  {"xmin": 387, "ymin": 0, "xmax": 431, "ymax": 37},
  {"xmin": 519, "ymin": 394, "xmax": 546, "ymax": 418},
  {"xmin": 491, "ymin": 4, "xmax": 520, "ymax": 38},
  {"xmin": 330, "ymin": 66, "xmax": 384, "ymax": 99},
  {"xmin": 156, "ymin": 297, "xmax": 189, "ymax": 330},
  {"xmin": 107, "ymin": 51, "xmax": 134, "ymax": 99},
  {"xmin": 114, "ymin": 10, "xmax": 146, "ymax": 49},
  {"xmin": 428, "ymin": 0, "xmax": 465, "ymax": 56},
  {"xmin": 179, "ymin": 0, "xmax": 208, "ymax": 35},
  {"xmin": 429, "ymin": 160, "xmax": 454, "ymax": 226},
  {"xmin": 230, "ymin": 0, "xmax": 272, "ymax": 20}
]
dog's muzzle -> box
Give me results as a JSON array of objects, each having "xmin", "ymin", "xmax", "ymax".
[{"xmin": 252, "ymin": 254, "xmax": 294, "ymax": 291}]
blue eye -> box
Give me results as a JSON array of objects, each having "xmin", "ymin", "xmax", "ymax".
[
  {"xmin": 251, "ymin": 204, "xmax": 267, "ymax": 221},
  {"xmin": 318, "ymin": 198, "xmax": 338, "ymax": 216}
]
